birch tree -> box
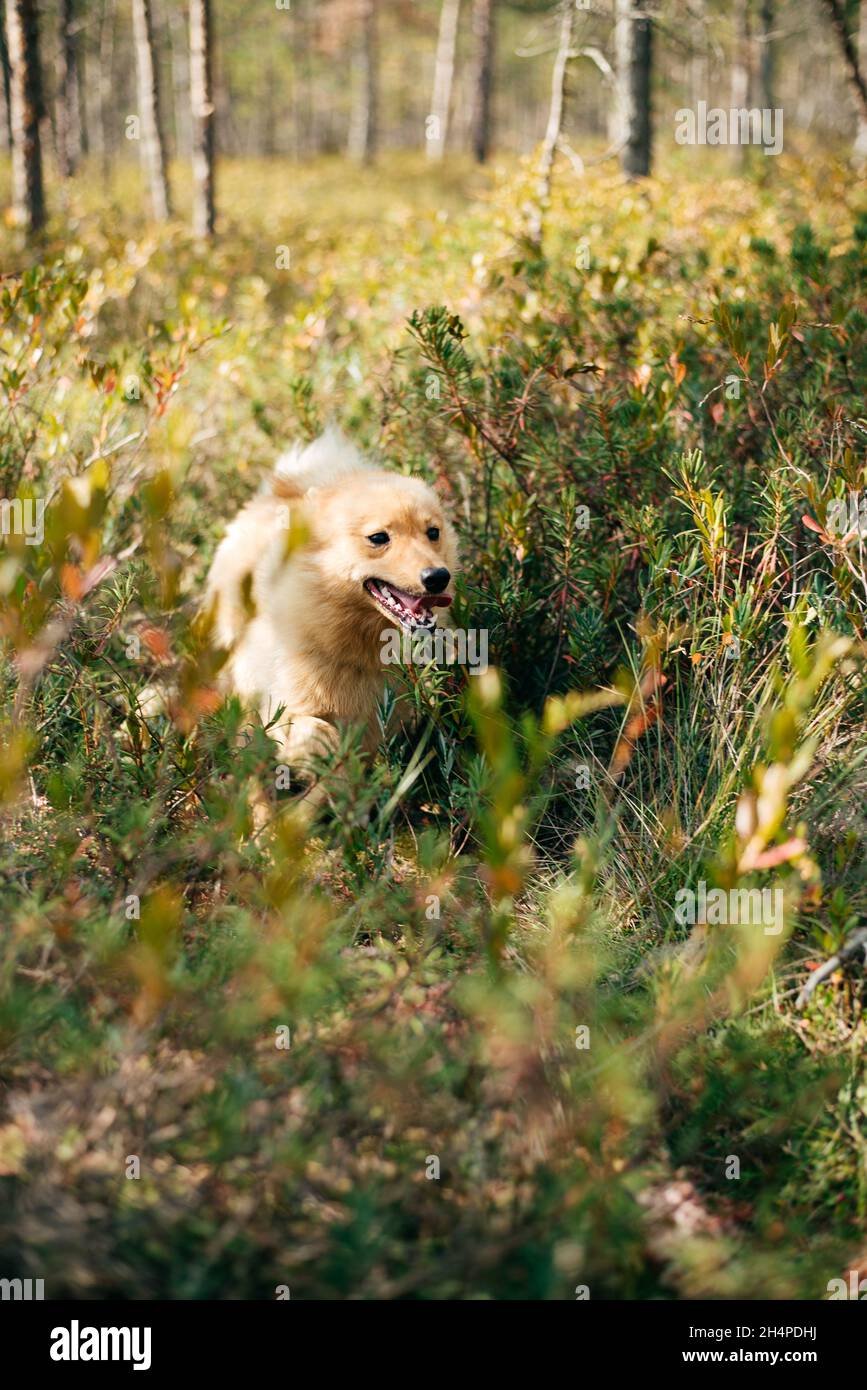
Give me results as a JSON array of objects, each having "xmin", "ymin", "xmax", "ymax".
[
  {"xmin": 617, "ymin": 0, "xmax": 653, "ymax": 177},
  {"xmin": 132, "ymin": 0, "xmax": 172, "ymax": 220},
  {"xmin": 427, "ymin": 0, "xmax": 460, "ymax": 161},
  {"xmin": 189, "ymin": 0, "xmax": 215, "ymax": 236},
  {"xmin": 527, "ymin": 0, "xmax": 573, "ymax": 247},
  {"xmin": 347, "ymin": 0, "xmax": 378, "ymax": 163},
  {"xmin": 5, "ymin": 0, "xmax": 44, "ymax": 232}
]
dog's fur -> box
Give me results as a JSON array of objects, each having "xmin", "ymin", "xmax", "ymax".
[{"xmin": 205, "ymin": 428, "xmax": 458, "ymax": 779}]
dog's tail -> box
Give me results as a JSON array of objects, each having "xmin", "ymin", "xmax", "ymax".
[{"xmin": 271, "ymin": 425, "xmax": 372, "ymax": 498}]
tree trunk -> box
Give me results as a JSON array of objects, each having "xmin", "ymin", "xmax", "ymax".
[
  {"xmin": 821, "ymin": 0, "xmax": 867, "ymax": 126},
  {"xmin": 470, "ymin": 0, "xmax": 494, "ymax": 163},
  {"xmin": 620, "ymin": 0, "xmax": 653, "ymax": 178},
  {"xmin": 289, "ymin": 3, "xmax": 300, "ymax": 159},
  {"xmin": 87, "ymin": 0, "xmax": 110, "ymax": 178},
  {"xmin": 132, "ymin": 0, "xmax": 172, "ymax": 220},
  {"xmin": 756, "ymin": 0, "xmax": 775, "ymax": 111},
  {"xmin": 686, "ymin": 0, "xmax": 708, "ymax": 114},
  {"xmin": 527, "ymin": 0, "xmax": 573, "ymax": 246},
  {"xmin": 538, "ymin": 0, "xmax": 572, "ymax": 185},
  {"xmin": 260, "ymin": 56, "xmax": 278, "ymax": 156},
  {"xmin": 347, "ymin": 0, "xmax": 377, "ymax": 163},
  {"xmin": 5, "ymin": 0, "xmax": 45, "ymax": 232},
  {"xmin": 856, "ymin": 0, "xmax": 867, "ymax": 157},
  {"xmin": 730, "ymin": 0, "xmax": 751, "ymax": 108},
  {"xmin": 610, "ymin": 0, "xmax": 630, "ymax": 149},
  {"xmin": 0, "ymin": 0, "xmax": 13, "ymax": 151},
  {"xmin": 56, "ymin": 0, "xmax": 80, "ymax": 177},
  {"xmin": 189, "ymin": 0, "xmax": 215, "ymax": 236},
  {"xmin": 428, "ymin": 0, "xmax": 460, "ymax": 161},
  {"xmin": 297, "ymin": 0, "xmax": 314, "ymax": 158},
  {"xmin": 730, "ymin": 0, "xmax": 752, "ymax": 168},
  {"xmin": 74, "ymin": 13, "xmax": 87, "ymax": 156}
]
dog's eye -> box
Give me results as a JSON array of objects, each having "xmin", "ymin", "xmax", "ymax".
[
  {"xmin": 367, "ymin": 531, "xmax": 390, "ymax": 546},
  {"xmin": 427, "ymin": 527, "xmax": 440, "ymax": 541}
]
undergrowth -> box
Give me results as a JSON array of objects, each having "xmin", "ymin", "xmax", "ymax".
[{"xmin": 1, "ymin": 149, "xmax": 866, "ymax": 1298}]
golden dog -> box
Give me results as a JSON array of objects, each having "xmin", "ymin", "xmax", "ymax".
[{"xmin": 205, "ymin": 428, "xmax": 458, "ymax": 783}]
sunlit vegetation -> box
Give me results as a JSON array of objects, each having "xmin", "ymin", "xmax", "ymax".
[{"xmin": 1, "ymin": 133, "xmax": 866, "ymax": 1297}]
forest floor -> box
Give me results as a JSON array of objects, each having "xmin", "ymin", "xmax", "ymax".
[{"xmin": 1, "ymin": 147, "xmax": 866, "ymax": 1298}]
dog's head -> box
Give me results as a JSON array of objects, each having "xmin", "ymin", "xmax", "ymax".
[{"xmin": 305, "ymin": 470, "xmax": 459, "ymax": 635}]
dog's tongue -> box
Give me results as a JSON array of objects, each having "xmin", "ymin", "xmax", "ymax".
[{"xmin": 390, "ymin": 585, "xmax": 452, "ymax": 613}]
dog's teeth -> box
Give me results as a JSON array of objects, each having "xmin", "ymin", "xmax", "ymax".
[{"xmin": 368, "ymin": 580, "xmax": 439, "ymax": 635}]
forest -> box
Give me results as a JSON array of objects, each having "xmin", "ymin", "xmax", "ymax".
[{"xmin": 1, "ymin": 0, "xmax": 867, "ymax": 1313}]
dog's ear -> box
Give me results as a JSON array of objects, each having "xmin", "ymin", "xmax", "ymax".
[
  {"xmin": 273, "ymin": 472, "xmax": 306, "ymax": 500},
  {"xmin": 272, "ymin": 426, "xmax": 371, "ymax": 498}
]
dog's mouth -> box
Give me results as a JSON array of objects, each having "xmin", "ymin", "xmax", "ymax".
[{"xmin": 364, "ymin": 578, "xmax": 452, "ymax": 632}]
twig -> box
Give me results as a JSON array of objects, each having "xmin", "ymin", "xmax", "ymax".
[{"xmin": 796, "ymin": 926, "xmax": 867, "ymax": 1008}]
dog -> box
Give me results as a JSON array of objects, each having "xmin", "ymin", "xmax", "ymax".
[{"xmin": 204, "ymin": 428, "xmax": 458, "ymax": 789}]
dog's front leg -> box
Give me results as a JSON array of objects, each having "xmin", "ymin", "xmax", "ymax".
[
  {"xmin": 250, "ymin": 714, "xmax": 339, "ymax": 830},
  {"xmin": 277, "ymin": 714, "xmax": 340, "ymax": 779},
  {"xmin": 288, "ymin": 716, "xmax": 346, "ymax": 815}
]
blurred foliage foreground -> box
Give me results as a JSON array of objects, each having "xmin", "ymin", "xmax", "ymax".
[{"xmin": 1, "ymin": 151, "xmax": 867, "ymax": 1298}]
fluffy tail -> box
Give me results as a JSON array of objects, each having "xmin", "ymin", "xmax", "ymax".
[{"xmin": 272, "ymin": 425, "xmax": 371, "ymax": 498}]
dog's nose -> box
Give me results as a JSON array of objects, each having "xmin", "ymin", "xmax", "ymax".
[{"xmin": 421, "ymin": 567, "xmax": 451, "ymax": 594}]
